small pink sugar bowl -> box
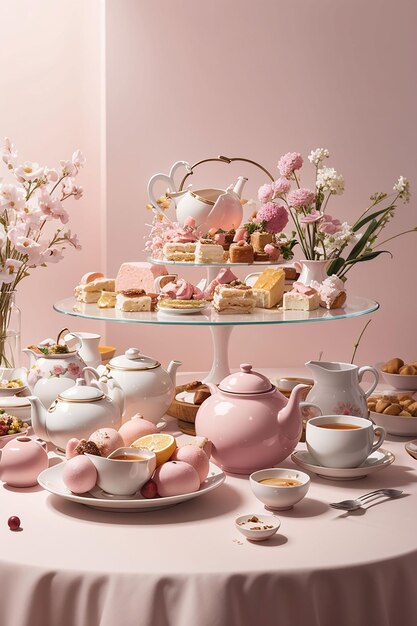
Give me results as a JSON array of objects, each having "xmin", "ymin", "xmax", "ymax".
[{"xmin": 0, "ymin": 436, "xmax": 49, "ymax": 488}]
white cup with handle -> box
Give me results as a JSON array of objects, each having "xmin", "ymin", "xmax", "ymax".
[{"xmin": 306, "ymin": 415, "xmax": 386, "ymax": 468}]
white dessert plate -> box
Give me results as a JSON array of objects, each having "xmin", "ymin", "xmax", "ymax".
[
  {"xmin": 370, "ymin": 409, "xmax": 417, "ymax": 437},
  {"xmin": 38, "ymin": 461, "xmax": 225, "ymax": 511},
  {"xmin": 291, "ymin": 448, "xmax": 395, "ymax": 480},
  {"xmin": 235, "ymin": 513, "xmax": 281, "ymax": 541},
  {"xmin": 157, "ymin": 304, "xmax": 207, "ymax": 315}
]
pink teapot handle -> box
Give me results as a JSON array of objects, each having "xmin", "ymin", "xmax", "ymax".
[{"xmin": 358, "ymin": 366, "xmax": 379, "ymax": 399}]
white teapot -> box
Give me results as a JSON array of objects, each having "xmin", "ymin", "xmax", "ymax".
[
  {"xmin": 88, "ymin": 348, "xmax": 182, "ymax": 423},
  {"xmin": 27, "ymin": 378, "xmax": 123, "ymax": 451}
]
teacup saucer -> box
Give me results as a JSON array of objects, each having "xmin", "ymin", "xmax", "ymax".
[{"xmin": 291, "ymin": 448, "xmax": 395, "ymax": 480}]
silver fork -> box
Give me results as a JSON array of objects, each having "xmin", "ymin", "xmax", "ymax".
[{"xmin": 329, "ymin": 489, "xmax": 403, "ymax": 511}]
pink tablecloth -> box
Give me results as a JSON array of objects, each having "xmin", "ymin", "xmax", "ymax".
[{"xmin": 0, "ymin": 390, "xmax": 417, "ymax": 625}]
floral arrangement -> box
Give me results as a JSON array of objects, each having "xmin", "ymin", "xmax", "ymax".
[
  {"xmin": 145, "ymin": 213, "xmax": 202, "ymax": 259},
  {"xmin": 252, "ymin": 148, "xmax": 414, "ymax": 278},
  {"xmin": 0, "ymin": 138, "xmax": 84, "ymax": 366}
]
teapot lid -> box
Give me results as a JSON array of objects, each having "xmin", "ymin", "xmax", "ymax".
[
  {"xmin": 218, "ymin": 364, "xmax": 274, "ymax": 394},
  {"xmin": 108, "ymin": 348, "xmax": 160, "ymax": 371},
  {"xmin": 58, "ymin": 379, "xmax": 104, "ymax": 402}
]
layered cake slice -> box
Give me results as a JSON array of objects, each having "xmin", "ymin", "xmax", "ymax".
[
  {"xmin": 75, "ymin": 277, "xmax": 115, "ymax": 303},
  {"xmin": 203, "ymin": 267, "xmax": 238, "ymax": 301},
  {"xmin": 116, "ymin": 289, "xmax": 152, "ymax": 312},
  {"xmin": 162, "ymin": 242, "xmax": 196, "ymax": 262},
  {"xmin": 252, "ymin": 268, "xmax": 285, "ymax": 308},
  {"xmin": 195, "ymin": 239, "xmax": 224, "ymax": 264},
  {"xmin": 213, "ymin": 282, "xmax": 255, "ymax": 314},
  {"xmin": 283, "ymin": 282, "xmax": 320, "ymax": 311}
]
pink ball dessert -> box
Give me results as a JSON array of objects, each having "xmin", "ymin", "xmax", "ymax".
[
  {"xmin": 63, "ymin": 456, "xmax": 97, "ymax": 494},
  {"xmin": 118, "ymin": 415, "xmax": 158, "ymax": 446},
  {"xmin": 66, "ymin": 438, "xmax": 80, "ymax": 460},
  {"xmin": 171, "ymin": 446, "xmax": 209, "ymax": 483},
  {"xmin": 153, "ymin": 460, "xmax": 200, "ymax": 497},
  {"xmin": 88, "ymin": 428, "xmax": 124, "ymax": 457}
]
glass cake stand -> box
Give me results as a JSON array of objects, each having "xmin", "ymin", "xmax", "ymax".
[{"xmin": 54, "ymin": 296, "xmax": 379, "ymax": 384}]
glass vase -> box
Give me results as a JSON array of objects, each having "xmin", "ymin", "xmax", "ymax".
[{"xmin": 0, "ymin": 291, "xmax": 21, "ymax": 370}]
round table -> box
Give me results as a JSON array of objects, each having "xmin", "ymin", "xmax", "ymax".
[{"xmin": 1, "ymin": 377, "xmax": 416, "ymax": 626}]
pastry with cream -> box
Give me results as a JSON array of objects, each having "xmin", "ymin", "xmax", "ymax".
[
  {"xmin": 203, "ymin": 267, "xmax": 238, "ymax": 300},
  {"xmin": 311, "ymin": 275, "xmax": 347, "ymax": 309},
  {"xmin": 116, "ymin": 289, "xmax": 152, "ymax": 312},
  {"xmin": 195, "ymin": 239, "xmax": 224, "ymax": 264},
  {"xmin": 252, "ymin": 268, "xmax": 285, "ymax": 308},
  {"xmin": 213, "ymin": 282, "xmax": 255, "ymax": 313},
  {"xmin": 162, "ymin": 242, "xmax": 197, "ymax": 262},
  {"xmin": 283, "ymin": 282, "xmax": 320, "ymax": 311},
  {"xmin": 158, "ymin": 279, "xmax": 205, "ymax": 309}
]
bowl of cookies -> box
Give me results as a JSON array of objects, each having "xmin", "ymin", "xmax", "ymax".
[
  {"xmin": 368, "ymin": 393, "xmax": 417, "ymax": 436},
  {"xmin": 380, "ymin": 358, "xmax": 417, "ymax": 392}
]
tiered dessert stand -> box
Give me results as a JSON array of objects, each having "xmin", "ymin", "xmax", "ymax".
[{"xmin": 54, "ymin": 257, "xmax": 379, "ymax": 383}]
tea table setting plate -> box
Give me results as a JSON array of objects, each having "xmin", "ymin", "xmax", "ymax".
[
  {"xmin": 38, "ymin": 461, "xmax": 225, "ymax": 511},
  {"xmin": 156, "ymin": 304, "xmax": 208, "ymax": 315},
  {"xmin": 291, "ymin": 448, "xmax": 395, "ymax": 480}
]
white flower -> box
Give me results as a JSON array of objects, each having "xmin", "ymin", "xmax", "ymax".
[
  {"xmin": 41, "ymin": 247, "xmax": 65, "ymax": 264},
  {"xmin": 316, "ymin": 167, "xmax": 345, "ymax": 195},
  {"xmin": 308, "ymin": 148, "xmax": 330, "ymax": 167},
  {"xmin": 7, "ymin": 223, "xmax": 28, "ymax": 244},
  {"xmin": 14, "ymin": 161, "xmax": 45, "ymax": 182},
  {"xmin": 59, "ymin": 160, "xmax": 77, "ymax": 177},
  {"xmin": 0, "ymin": 258, "xmax": 23, "ymax": 284},
  {"xmin": 14, "ymin": 236, "xmax": 43, "ymax": 264},
  {"xmin": 72, "ymin": 149, "xmax": 86, "ymax": 170},
  {"xmin": 63, "ymin": 177, "xmax": 83, "ymax": 200},
  {"xmin": 65, "ymin": 230, "xmax": 82, "ymax": 250},
  {"xmin": 39, "ymin": 190, "xmax": 69, "ymax": 223},
  {"xmin": 2, "ymin": 138, "xmax": 17, "ymax": 169},
  {"xmin": 393, "ymin": 176, "xmax": 411, "ymax": 203},
  {"xmin": 317, "ymin": 222, "xmax": 359, "ymax": 257},
  {"xmin": 18, "ymin": 203, "xmax": 45, "ymax": 229},
  {"xmin": 0, "ymin": 184, "xmax": 26, "ymax": 211}
]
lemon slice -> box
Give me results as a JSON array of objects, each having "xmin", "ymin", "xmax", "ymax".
[{"xmin": 131, "ymin": 433, "xmax": 177, "ymax": 466}]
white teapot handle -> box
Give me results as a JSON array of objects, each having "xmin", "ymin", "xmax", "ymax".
[
  {"xmin": 147, "ymin": 160, "xmax": 191, "ymax": 210},
  {"xmin": 358, "ymin": 365, "xmax": 379, "ymax": 399}
]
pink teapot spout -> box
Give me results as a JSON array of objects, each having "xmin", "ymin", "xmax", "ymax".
[{"xmin": 278, "ymin": 384, "xmax": 311, "ymax": 441}]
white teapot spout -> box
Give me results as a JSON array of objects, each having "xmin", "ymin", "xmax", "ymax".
[
  {"xmin": 232, "ymin": 176, "xmax": 248, "ymax": 198},
  {"xmin": 26, "ymin": 396, "xmax": 49, "ymax": 442},
  {"xmin": 167, "ymin": 360, "xmax": 182, "ymax": 386}
]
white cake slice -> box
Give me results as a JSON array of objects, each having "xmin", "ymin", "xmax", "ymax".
[
  {"xmin": 213, "ymin": 283, "xmax": 255, "ymax": 313},
  {"xmin": 116, "ymin": 291, "xmax": 152, "ymax": 312},
  {"xmin": 195, "ymin": 240, "xmax": 224, "ymax": 264},
  {"xmin": 283, "ymin": 283, "xmax": 320, "ymax": 311}
]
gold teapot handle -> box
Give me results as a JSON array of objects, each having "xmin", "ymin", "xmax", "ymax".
[{"xmin": 178, "ymin": 155, "xmax": 274, "ymax": 190}]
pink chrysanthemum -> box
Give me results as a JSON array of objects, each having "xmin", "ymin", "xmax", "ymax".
[
  {"xmin": 272, "ymin": 177, "xmax": 291, "ymax": 195},
  {"xmin": 277, "ymin": 152, "xmax": 303, "ymax": 178},
  {"xmin": 258, "ymin": 183, "xmax": 274, "ymax": 204},
  {"xmin": 318, "ymin": 214, "xmax": 342, "ymax": 235},
  {"xmin": 287, "ymin": 188, "xmax": 315, "ymax": 209},
  {"xmin": 255, "ymin": 202, "xmax": 288, "ymax": 233}
]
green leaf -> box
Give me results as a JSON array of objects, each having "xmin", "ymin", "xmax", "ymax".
[
  {"xmin": 352, "ymin": 208, "xmax": 393, "ymax": 232},
  {"xmin": 346, "ymin": 219, "xmax": 378, "ymax": 261},
  {"xmin": 327, "ymin": 257, "xmax": 345, "ymax": 275},
  {"xmin": 342, "ymin": 250, "xmax": 392, "ymax": 266}
]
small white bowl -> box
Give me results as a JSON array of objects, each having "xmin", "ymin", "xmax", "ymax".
[
  {"xmin": 235, "ymin": 513, "xmax": 280, "ymax": 541},
  {"xmin": 250, "ymin": 468, "xmax": 310, "ymax": 511},
  {"xmin": 86, "ymin": 447, "xmax": 156, "ymax": 496},
  {"xmin": 380, "ymin": 370, "xmax": 417, "ymax": 392}
]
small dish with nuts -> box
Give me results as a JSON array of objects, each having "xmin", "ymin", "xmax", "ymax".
[
  {"xmin": 380, "ymin": 358, "xmax": 417, "ymax": 391},
  {"xmin": 368, "ymin": 394, "xmax": 417, "ymax": 436}
]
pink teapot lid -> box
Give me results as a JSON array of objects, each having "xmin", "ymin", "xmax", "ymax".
[{"xmin": 218, "ymin": 364, "xmax": 274, "ymax": 394}]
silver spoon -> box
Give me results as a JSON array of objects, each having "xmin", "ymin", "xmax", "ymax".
[{"xmin": 329, "ymin": 489, "xmax": 403, "ymax": 511}]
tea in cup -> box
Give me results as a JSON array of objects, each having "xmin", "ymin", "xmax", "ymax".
[
  {"xmin": 86, "ymin": 447, "xmax": 156, "ymax": 495},
  {"xmin": 306, "ymin": 415, "xmax": 386, "ymax": 468}
]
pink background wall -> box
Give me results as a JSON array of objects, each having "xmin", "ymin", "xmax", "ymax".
[
  {"xmin": 105, "ymin": 0, "xmax": 417, "ymax": 373},
  {"xmin": 2, "ymin": 0, "xmax": 416, "ymax": 374},
  {"xmin": 0, "ymin": 0, "xmax": 104, "ymax": 356}
]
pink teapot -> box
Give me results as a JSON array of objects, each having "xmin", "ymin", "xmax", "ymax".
[
  {"xmin": 195, "ymin": 364, "xmax": 321, "ymax": 474},
  {"xmin": 0, "ymin": 436, "xmax": 49, "ymax": 487}
]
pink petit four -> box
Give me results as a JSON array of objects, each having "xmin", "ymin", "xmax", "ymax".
[
  {"xmin": 154, "ymin": 460, "xmax": 200, "ymax": 497},
  {"xmin": 63, "ymin": 455, "xmax": 97, "ymax": 494},
  {"xmin": 116, "ymin": 262, "xmax": 168, "ymax": 294},
  {"xmin": 160, "ymin": 279, "xmax": 204, "ymax": 301}
]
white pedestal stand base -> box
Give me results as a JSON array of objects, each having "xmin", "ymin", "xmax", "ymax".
[{"xmin": 203, "ymin": 325, "xmax": 233, "ymax": 384}]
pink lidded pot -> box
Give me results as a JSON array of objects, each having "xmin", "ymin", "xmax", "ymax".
[
  {"xmin": 0, "ymin": 436, "xmax": 49, "ymax": 487},
  {"xmin": 195, "ymin": 364, "xmax": 321, "ymax": 474}
]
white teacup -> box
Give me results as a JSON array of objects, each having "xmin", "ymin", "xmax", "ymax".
[
  {"xmin": 86, "ymin": 447, "xmax": 156, "ymax": 495},
  {"xmin": 306, "ymin": 415, "xmax": 386, "ymax": 468}
]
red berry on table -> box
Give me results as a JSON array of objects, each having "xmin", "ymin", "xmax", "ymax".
[{"xmin": 8, "ymin": 516, "xmax": 21, "ymax": 531}]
